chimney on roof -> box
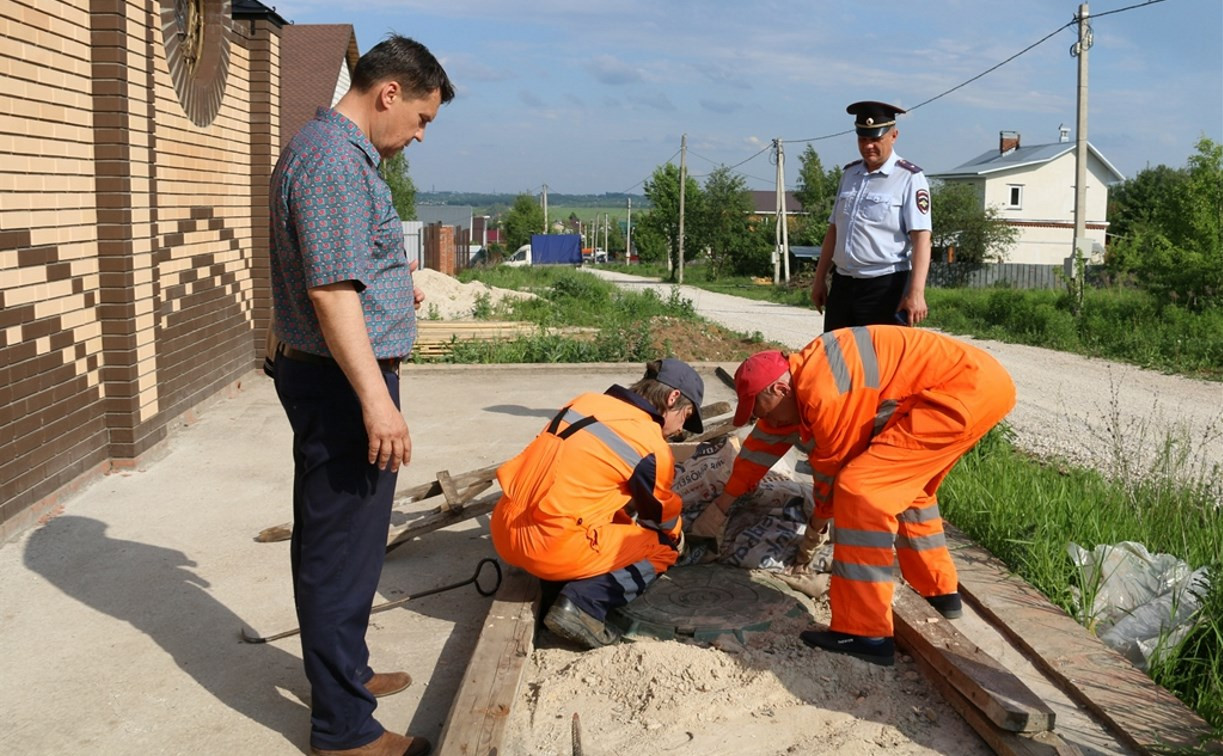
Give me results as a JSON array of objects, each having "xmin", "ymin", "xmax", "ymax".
[
  {"xmin": 1058, "ymin": 124, "xmax": 1071, "ymax": 143},
  {"xmin": 999, "ymin": 130, "xmax": 1020, "ymax": 155}
]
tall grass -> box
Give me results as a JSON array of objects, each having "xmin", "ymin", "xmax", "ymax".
[
  {"xmin": 925, "ymin": 287, "xmax": 1223, "ymax": 380},
  {"xmin": 943, "ymin": 424, "xmax": 1223, "ymax": 731}
]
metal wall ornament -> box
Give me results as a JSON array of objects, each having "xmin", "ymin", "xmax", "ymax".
[{"xmin": 161, "ymin": 0, "xmax": 232, "ymax": 127}]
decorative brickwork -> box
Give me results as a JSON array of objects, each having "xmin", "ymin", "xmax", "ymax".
[{"xmin": 0, "ymin": 1, "xmax": 283, "ymax": 533}]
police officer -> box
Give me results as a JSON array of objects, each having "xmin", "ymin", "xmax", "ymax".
[{"xmin": 810, "ymin": 101, "xmax": 932, "ymax": 331}]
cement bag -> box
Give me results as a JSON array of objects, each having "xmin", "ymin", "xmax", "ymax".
[
  {"xmin": 674, "ymin": 435, "xmax": 741, "ymax": 522},
  {"xmin": 1068, "ymin": 540, "xmax": 1209, "ymax": 670}
]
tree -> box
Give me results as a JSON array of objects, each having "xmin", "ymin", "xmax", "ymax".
[
  {"xmin": 502, "ymin": 193, "xmax": 544, "ymax": 251},
  {"xmin": 1107, "ymin": 163, "xmax": 1186, "ymax": 244},
  {"xmin": 1108, "ymin": 138, "xmax": 1223, "ymax": 308},
  {"xmin": 381, "ymin": 152, "xmax": 417, "ymax": 221},
  {"xmin": 639, "ymin": 162, "xmax": 704, "ymax": 273},
  {"xmin": 700, "ymin": 166, "xmax": 758, "ymax": 278},
  {"xmin": 792, "ymin": 145, "xmax": 840, "ymax": 246},
  {"xmin": 929, "ymin": 181, "xmax": 1018, "ymax": 266}
]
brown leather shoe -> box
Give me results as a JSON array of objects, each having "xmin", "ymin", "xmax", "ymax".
[
  {"xmin": 365, "ymin": 671, "xmax": 412, "ymax": 698},
  {"xmin": 310, "ymin": 730, "xmax": 432, "ymax": 756}
]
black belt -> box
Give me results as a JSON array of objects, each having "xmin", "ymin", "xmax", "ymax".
[{"xmin": 279, "ymin": 344, "xmax": 401, "ymax": 373}]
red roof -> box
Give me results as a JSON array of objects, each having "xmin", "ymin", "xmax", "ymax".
[{"xmin": 279, "ymin": 25, "xmax": 360, "ymax": 150}]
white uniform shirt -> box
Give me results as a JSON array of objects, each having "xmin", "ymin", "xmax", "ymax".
[{"xmin": 827, "ymin": 151, "xmax": 932, "ymax": 278}]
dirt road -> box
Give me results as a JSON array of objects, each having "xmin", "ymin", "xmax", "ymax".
[{"xmin": 592, "ymin": 269, "xmax": 1222, "ymax": 491}]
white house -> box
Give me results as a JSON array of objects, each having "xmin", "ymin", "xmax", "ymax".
[{"xmin": 929, "ymin": 127, "xmax": 1126, "ymax": 265}]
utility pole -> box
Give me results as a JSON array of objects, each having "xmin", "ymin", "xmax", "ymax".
[
  {"xmin": 626, "ymin": 197, "xmax": 632, "ymax": 264},
  {"xmin": 1070, "ymin": 1, "xmax": 1092, "ymax": 314},
  {"xmin": 602, "ymin": 213, "xmax": 609, "ymax": 256},
  {"xmin": 677, "ymin": 133, "xmax": 686, "ymax": 283},
  {"xmin": 773, "ymin": 138, "xmax": 790, "ymax": 284},
  {"xmin": 541, "ymin": 184, "xmax": 549, "ymax": 233}
]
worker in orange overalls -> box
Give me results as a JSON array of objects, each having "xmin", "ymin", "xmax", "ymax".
[
  {"xmin": 690, "ymin": 327, "xmax": 1014, "ymax": 665},
  {"xmin": 491, "ymin": 359, "xmax": 704, "ymax": 649}
]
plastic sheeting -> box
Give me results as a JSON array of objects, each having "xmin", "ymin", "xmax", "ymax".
[{"xmin": 1068, "ymin": 540, "xmax": 1210, "ymax": 670}]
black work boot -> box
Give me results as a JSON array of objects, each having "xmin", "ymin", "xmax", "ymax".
[
  {"xmin": 543, "ymin": 596, "xmax": 621, "ymax": 649},
  {"xmin": 800, "ymin": 630, "xmax": 895, "ymax": 666},
  {"xmin": 926, "ymin": 592, "xmax": 963, "ymax": 619}
]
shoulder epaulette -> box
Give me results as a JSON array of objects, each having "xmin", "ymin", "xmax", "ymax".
[
  {"xmin": 897, "ymin": 159, "xmax": 922, "ymax": 173},
  {"xmin": 843, "ymin": 159, "xmax": 863, "ymax": 170}
]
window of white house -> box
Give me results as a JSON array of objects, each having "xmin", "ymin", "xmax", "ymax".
[{"xmin": 1007, "ymin": 185, "xmax": 1023, "ymax": 209}]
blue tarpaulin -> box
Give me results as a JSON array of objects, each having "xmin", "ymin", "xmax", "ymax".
[{"xmin": 530, "ymin": 234, "xmax": 582, "ymax": 265}]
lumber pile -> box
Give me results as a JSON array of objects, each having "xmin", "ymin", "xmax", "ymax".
[{"xmin": 413, "ymin": 321, "xmax": 598, "ymax": 357}]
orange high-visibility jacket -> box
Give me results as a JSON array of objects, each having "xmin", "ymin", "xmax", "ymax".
[
  {"xmin": 724, "ymin": 326, "xmax": 1012, "ymax": 518},
  {"xmin": 491, "ymin": 390, "xmax": 683, "ymax": 582}
]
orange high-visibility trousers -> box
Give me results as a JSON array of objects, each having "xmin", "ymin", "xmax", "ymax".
[
  {"xmin": 828, "ymin": 353, "xmax": 1016, "ymax": 638},
  {"xmin": 492, "ymin": 496, "xmax": 679, "ymax": 581}
]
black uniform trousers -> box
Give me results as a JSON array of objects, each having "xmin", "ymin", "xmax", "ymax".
[
  {"xmin": 823, "ymin": 270, "xmax": 911, "ymax": 332},
  {"xmin": 274, "ymin": 354, "xmax": 400, "ymax": 751}
]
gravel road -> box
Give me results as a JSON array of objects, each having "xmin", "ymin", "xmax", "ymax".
[{"xmin": 591, "ymin": 269, "xmax": 1222, "ymax": 494}]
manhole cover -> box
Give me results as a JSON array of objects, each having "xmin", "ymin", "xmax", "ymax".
[{"xmin": 609, "ymin": 563, "xmax": 805, "ymax": 643}]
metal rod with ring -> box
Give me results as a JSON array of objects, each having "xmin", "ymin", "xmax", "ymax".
[{"xmin": 240, "ymin": 558, "xmax": 503, "ymax": 644}]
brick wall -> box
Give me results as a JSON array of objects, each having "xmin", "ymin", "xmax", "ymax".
[{"xmin": 0, "ymin": 1, "xmax": 281, "ymax": 534}]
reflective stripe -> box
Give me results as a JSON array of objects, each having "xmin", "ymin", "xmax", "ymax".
[
  {"xmin": 872, "ymin": 399, "xmax": 898, "ymax": 437},
  {"xmin": 611, "ymin": 558, "xmax": 657, "ymax": 595},
  {"xmin": 897, "ymin": 504, "xmax": 942, "ymax": 524},
  {"xmin": 748, "ymin": 426, "xmax": 813, "ymax": 455},
  {"xmin": 639, "ymin": 515, "xmax": 679, "ymax": 532},
  {"xmin": 749, "ymin": 428, "xmax": 801, "ymax": 446},
  {"xmin": 895, "ymin": 532, "xmax": 948, "ymax": 552},
  {"xmin": 820, "ymin": 332, "xmax": 851, "ymax": 393},
  {"xmin": 850, "ymin": 327, "xmax": 879, "ymax": 389},
  {"xmin": 812, "ymin": 470, "xmax": 835, "ymax": 486},
  {"xmin": 831, "ymin": 560, "xmax": 894, "ymax": 583},
  {"xmin": 741, "ymin": 448, "xmax": 783, "ymax": 468},
  {"xmin": 834, "ymin": 527, "xmax": 896, "ymax": 549},
  {"xmin": 561, "ymin": 408, "xmax": 643, "ymax": 468}
]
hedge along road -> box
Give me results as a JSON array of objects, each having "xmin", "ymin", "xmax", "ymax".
[{"xmin": 587, "ymin": 268, "xmax": 1223, "ymax": 487}]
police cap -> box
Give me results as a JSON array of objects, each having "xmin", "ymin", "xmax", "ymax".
[{"xmin": 847, "ymin": 101, "xmax": 906, "ymax": 137}]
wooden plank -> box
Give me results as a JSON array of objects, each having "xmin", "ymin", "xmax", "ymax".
[
  {"xmin": 385, "ymin": 490, "xmax": 501, "ymax": 554},
  {"xmin": 256, "ymin": 465, "xmax": 500, "ymax": 544},
  {"xmin": 437, "ymin": 470, "xmax": 460, "ymax": 512},
  {"xmin": 946, "ymin": 525, "xmax": 1222, "ymax": 754},
  {"xmin": 893, "ymin": 582, "xmax": 1056, "ymax": 733},
  {"xmin": 398, "ymin": 464, "xmax": 500, "ymax": 504},
  {"xmin": 436, "ymin": 565, "xmax": 540, "ymax": 756},
  {"xmin": 905, "ymin": 643, "xmax": 1081, "ymax": 756}
]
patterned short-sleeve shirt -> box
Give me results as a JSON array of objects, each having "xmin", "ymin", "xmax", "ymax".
[{"xmin": 270, "ymin": 107, "xmax": 416, "ymax": 358}]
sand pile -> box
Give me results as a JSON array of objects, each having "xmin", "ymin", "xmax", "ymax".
[
  {"xmin": 507, "ymin": 600, "xmax": 987, "ymax": 755},
  {"xmin": 413, "ymin": 268, "xmax": 536, "ymax": 320}
]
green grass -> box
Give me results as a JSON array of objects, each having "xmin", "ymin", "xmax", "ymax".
[
  {"xmin": 943, "ymin": 425, "xmax": 1223, "ymax": 733},
  {"xmin": 925, "ymin": 287, "xmax": 1223, "ymax": 381},
  {"xmin": 411, "ymin": 265, "xmax": 702, "ymax": 364}
]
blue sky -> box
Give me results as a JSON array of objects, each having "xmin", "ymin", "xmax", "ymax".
[{"xmin": 277, "ymin": 0, "xmax": 1222, "ymax": 195}]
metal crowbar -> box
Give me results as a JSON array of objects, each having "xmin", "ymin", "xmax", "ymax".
[{"xmin": 240, "ymin": 557, "xmax": 503, "ymax": 644}]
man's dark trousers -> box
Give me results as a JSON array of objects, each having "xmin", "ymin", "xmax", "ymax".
[
  {"xmin": 824, "ymin": 270, "xmax": 910, "ymax": 331},
  {"xmin": 275, "ymin": 356, "xmax": 400, "ymax": 750}
]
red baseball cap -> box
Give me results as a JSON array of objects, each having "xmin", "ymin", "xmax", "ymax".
[{"xmin": 732, "ymin": 350, "xmax": 790, "ymax": 426}]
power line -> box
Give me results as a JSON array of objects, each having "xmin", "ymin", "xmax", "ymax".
[{"xmin": 783, "ymin": 0, "xmax": 1165, "ymax": 144}]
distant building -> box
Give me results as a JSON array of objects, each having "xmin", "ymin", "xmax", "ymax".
[
  {"xmin": 749, "ymin": 190, "xmax": 803, "ymax": 218},
  {"xmin": 929, "ymin": 128, "xmax": 1125, "ymax": 265}
]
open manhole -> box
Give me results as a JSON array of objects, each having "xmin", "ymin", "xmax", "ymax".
[{"xmin": 609, "ymin": 563, "xmax": 806, "ymax": 643}]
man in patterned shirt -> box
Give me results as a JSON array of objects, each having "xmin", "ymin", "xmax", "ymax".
[{"xmin": 269, "ymin": 35, "xmax": 453, "ymax": 756}]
